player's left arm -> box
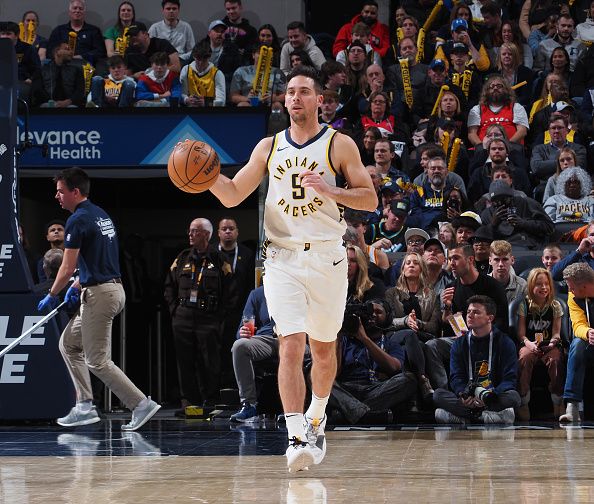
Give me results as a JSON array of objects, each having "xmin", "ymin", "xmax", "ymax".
[
  {"xmin": 299, "ymin": 133, "xmax": 377, "ymax": 211},
  {"xmin": 49, "ymin": 248, "xmax": 79, "ymax": 297}
]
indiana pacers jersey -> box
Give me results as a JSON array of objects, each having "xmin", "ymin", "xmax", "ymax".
[{"xmin": 264, "ymin": 127, "xmax": 346, "ymax": 245}]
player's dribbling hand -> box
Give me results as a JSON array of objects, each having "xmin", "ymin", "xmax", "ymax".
[{"xmin": 299, "ymin": 171, "xmax": 331, "ymax": 196}]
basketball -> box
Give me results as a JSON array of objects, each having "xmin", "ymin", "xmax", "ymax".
[{"xmin": 167, "ymin": 140, "xmax": 220, "ymax": 193}]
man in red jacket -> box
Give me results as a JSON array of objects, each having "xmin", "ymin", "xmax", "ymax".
[{"xmin": 333, "ymin": 1, "xmax": 390, "ymax": 58}]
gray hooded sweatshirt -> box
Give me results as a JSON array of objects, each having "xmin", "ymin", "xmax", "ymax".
[{"xmin": 543, "ymin": 167, "xmax": 594, "ymax": 223}]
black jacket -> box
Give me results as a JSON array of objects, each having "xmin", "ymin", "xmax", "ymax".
[
  {"xmin": 47, "ymin": 22, "xmax": 106, "ymax": 64},
  {"xmin": 571, "ymin": 44, "xmax": 594, "ymax": 98},
  {"xmin": 31, "ymin": 61, "xmax": 85, "ymax": 106},
  {"xmin": 480, "ymin": 196, "xmax": 555, "ymax": 249}
]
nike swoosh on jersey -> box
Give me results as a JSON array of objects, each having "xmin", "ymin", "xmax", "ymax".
[
  {"xmin": 277, "ymin": 146, "xmax": 290, "ymax": 151},
  {"xmin": 332, "ymin": 258, "xmax": 345, "ymax": 266}
]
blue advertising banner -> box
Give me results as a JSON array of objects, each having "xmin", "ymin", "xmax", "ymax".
[
  {"xmin": 17, "ymin": 109, "xmax": 268, "ymax": 168},
  {"xmin": 0, "ymin": 294, "xmax": 75, "ymax": 419}
]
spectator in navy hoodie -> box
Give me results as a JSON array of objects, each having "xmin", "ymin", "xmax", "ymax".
[{"xmin": 434, "ymin": 295, "xmax": 520, "ymax": 424}]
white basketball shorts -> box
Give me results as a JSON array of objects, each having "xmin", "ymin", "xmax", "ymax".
[{"xmin": 263, "ymin": 240, "xmax": 348, "ymax": 342}]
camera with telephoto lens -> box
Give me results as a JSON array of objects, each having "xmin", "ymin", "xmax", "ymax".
[
  {"xmin": 474, "ymin": 386, "xmax": 494, "ymax": 404},
  {"xmin": 462, "ymin": 379, "xmax": 494, "ymax": 405},
  {"xmin": 341, "ymin": 301, "xmax": 375, "ymax": 336}
]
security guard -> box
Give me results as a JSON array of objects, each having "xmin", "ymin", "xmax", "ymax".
[{"xmin": 164, "ymin": 217, "xmax": 231, "ymax": 408}]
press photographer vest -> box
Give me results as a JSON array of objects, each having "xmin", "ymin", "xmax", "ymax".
[{"xmin": 187, "ymin": 65, "xmax": 217, "ymax": 98}]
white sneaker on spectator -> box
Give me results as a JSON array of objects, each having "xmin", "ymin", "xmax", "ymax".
[
  {"xmin": 305, "ymin": 415, "xmax": 327, "ymax": 465},
  {"xmin": 121, "ymin": 397, "xmax": 161, "ymax": 431},
  {"xmin": 57, "ymin": 405, "xmax": 100, "ymax": 427},
  {"xmin": 559, "ymin": 402, "xmax": 580, "ymax": 423},
  {"xmin": 481, "ymin": 408, "xmax": 515, "ymax": 425},
  {"xmin": 286, "ymin": 437, "xmax": 316, "ymax": 473},
  {"xmin": 435, "ymin": 408, "xmax": 465, "ymax": 424}
]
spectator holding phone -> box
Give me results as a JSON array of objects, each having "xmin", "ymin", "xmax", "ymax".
[
  {"xmin": 551, "ymin": 220, "xmax": 594, "ymax": 281},
  {"xmin": 480, "ymin": 181, "xmax": 554, "ymax": 250},
  {"xmin": 515, "ymin": 268, "xmax": 564, "ymax": 421}
]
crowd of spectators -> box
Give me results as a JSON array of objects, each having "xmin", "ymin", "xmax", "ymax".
[{"xmin": 10, "ymin": 0, "xmax": 594, "ymax": 425}]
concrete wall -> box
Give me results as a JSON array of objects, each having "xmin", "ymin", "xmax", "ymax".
[{"xmin": 0, "ymin": 0, "xmax": 304, "ymax": 41}]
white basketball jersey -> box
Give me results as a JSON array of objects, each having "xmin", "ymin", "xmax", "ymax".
[{"xmin": 264, "ymin": 127, "xmax": 346, "ymax": 245}]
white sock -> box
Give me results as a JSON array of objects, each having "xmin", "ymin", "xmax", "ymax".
[
  {"xmin": 77, "ymin": 400, "xmax": 92, "ymax": 413},
  {"xmin": 285, "ymin": 413, "xmax": 306, "ymax": 442},
  {"xmin": 136, "ymin": 397, "xmax": 150, "ymax": 410},
  {"xmin": 305, "ymin": 393, "xmax": 329, "ymax": 421}
]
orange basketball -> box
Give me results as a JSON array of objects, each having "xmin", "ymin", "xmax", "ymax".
[{"xmin": 167, "ymin": 140, "xmax": 221, "ymax": 193}]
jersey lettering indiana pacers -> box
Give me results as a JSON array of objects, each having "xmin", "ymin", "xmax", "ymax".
[{"xmin": 265, "ymin": 127, "xmax": 346, "ymax": 244}]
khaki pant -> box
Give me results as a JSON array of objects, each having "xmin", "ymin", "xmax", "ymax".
[
  {"xmin": 517, "ymin": 345, "xmax": 565, "ymax": 398},
  {"xmin": 59, "ymin": 283, "xmax": 144, "ymax": 410}
]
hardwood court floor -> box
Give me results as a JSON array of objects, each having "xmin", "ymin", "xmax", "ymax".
[{"xmin": 1, "ymin": 417, "xmax": 594, "ymax": 503}]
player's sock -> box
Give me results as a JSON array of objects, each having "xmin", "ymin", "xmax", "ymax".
[
  {"xmin": 77, "ymin": 400, "xmax": 92, "ymax": 413},
  {"xmin": 305, "ymin": 393, "xmax": 329, "ymax": 421},
  {"xmin": 285, "ymin": 413, "xmax": 306, "ymax": 442}
]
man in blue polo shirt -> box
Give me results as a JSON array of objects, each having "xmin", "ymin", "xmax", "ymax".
[{"xmin": 38, "ymin": 167, "xmax": 160, "ymax": 431}]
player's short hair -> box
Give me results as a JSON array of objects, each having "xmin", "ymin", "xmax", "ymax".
[
  {"xmin": 563, "ymin": 263, "xmax": 594, "ymax": 284},
  {"xmin": 162, "ymin": 0, "xmax": 180, "ymax": 7},
  {"xmin": 543, "ymin": 243, "xmax": 563, "ymax": 257},
  {"xmin": 287, "ymin": 65, "xmax": 323, "ymax": 94},
  {"xmin": 54, "ymin": 167, "xmax": 91, "ymax": 196},
  {"xmin": 490, "ymin": 240, "xmax": 512, "ymax": 256},
  {"xmin": 467, "ymin": 295, "xmax": 497, "ymax": 316},
  {"xmin": 0, "ymin": 21, "xmax": 19, "ymax": 35},
  {"xmin": 486, "ymin": 137, "xmax": 510, "ymax": 154},
  {"xmin": 450, "ymin": 243, "xmax": 475, "ymax": 258},
  {"xmin": 287, "ymin": 21, "xmax": 306, "ymax": 32},
  {"xmin": 375, "ymin": 138, "xmax": 395, "ymax": 153},
  {"xmin": 107, "ymin": 55, "xmax": 126, "ymax": 68},
  {"xmin": 322, "ymin": 89, "xmax": 340, "ymax": 102},
  {"xmin": 352, "ymin": 22, "xmax": 371, "ymax": 36},
  {"xmin": 43, "ymin": 249, "xmax": 63, "ymax": 280},
  {"xmin": 150, "ymin": 51, "xmax": 170, "ymax": 65}
]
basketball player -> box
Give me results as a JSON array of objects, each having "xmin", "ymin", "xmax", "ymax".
[
  {"xmin": 208, "ymin": 66, "xmax": 377, "ymax": 472},
  {"xmin": 38, "ymin": 168, "xmax": 161, "ymax": 431}
]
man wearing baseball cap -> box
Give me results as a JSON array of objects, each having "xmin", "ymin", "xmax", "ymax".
[
  {"xmin": 452, "ymin": 211, "xmax": 482, "ymax": 246},
  {"xmin": 364, "ymin": 199, "xmax": 409, "ymax": 254},
  {"xmin": 125, "ymin": 22, "xmax": 181, "ymax": 76},
  {"xmin": 434, "ymin": 18, "xmax": 490, "ymax": 72},
  {"xmin": 446, "ymin": 41, "xmax": 481, "ymax": 106},
  {"xmin": 384, "ymin": 227, "xmax": 430, "ymax": 286},
  {"xmin": 411, "ymin": 59, "xmax": 448, "ymax": 123},
  {"xmin": 479, "ymin": 180, "xmax": 554, "ymax": 249},
  {"xmin": 205, "ymin": 20, "xmax": 228, "ymax": 67},
  {"xmin": 423, "ymin": 238, "xmax": 453, "ymax": 295}
]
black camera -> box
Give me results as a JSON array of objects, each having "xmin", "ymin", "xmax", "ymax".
[
  {"xmin": 447, "ymin": 198, "xmax": 460, "ymax": 212},
  {"xmin": 341, "ymin": 301, "xmax": 375, "ymax": 336},
  {"xmin": 461, "ymin": 379, "xmax": 495, "ymax": 405}
]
